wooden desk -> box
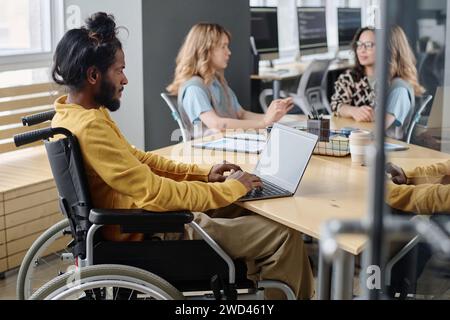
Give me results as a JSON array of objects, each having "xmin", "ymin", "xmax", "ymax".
[
  {"xmin": 153, "ymin": 115, "xmax": 450, "ymax": 299},
  {"xmin": 3, "ymin": 116, "xmax": 447, "ymax": 293},
  {"xmin": 251, "ymin": 60, "xmax": 353, "ymax": 100},
  {"xmin": 154, "ymin": 115, "xmax": 449, "ymax": 255}
]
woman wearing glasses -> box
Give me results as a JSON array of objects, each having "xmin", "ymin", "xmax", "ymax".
[
  {"xmin": 331, "ymin": 26, "xmax": 377, "ymax": 122},
  {"xmin": 331, "ymin": 26, "xmax": 424, "ymax": 140}
]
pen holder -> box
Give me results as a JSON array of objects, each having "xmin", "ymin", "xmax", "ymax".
[{"xmin": 307, "ymin": 118, "xmax": 330, "ymax": 142}]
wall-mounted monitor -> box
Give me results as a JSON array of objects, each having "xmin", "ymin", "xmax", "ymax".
[
  {"xmin": 297, "ymin": 7, "xmax": 328, "ymax": 55},
  {"xmin": 250, "ymin": 7, "xmax": 279, "ymax": 60},
  {"xmin": 338, "ymin": 8, "xmax": 362, "ymax": 50}
]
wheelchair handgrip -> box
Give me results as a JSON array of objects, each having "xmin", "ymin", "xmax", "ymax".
[
  {"xmin": 14, "ymin": 127, "xmax": 55, "ymax": 147},
  {"xmin": 22, "ymin": 110, "xmax": 56, "ymax": 126}
]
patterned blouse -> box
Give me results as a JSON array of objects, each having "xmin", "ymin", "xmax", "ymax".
[{"xmin": 330, "ymin": 69, "xmax": 376, "ymax": 114}]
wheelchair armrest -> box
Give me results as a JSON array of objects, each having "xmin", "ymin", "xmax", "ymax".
[{"xmin": 89, "ymin": 209, "xmax": 194, "ymax": 234}]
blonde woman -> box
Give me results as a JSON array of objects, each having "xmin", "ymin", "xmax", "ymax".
[
  {"xmin": 385, "ymin": 26, "xmax": 425, "ymax": 140},
  {"xmin": 167, "ymin": 23, "xmax": 293, "ymax": 134}
]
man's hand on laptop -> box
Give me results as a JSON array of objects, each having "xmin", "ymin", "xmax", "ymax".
[
  {"xmin": 208, "ymin": 161, "xmax": 243, "ymax": 183},
  {"xmin": 226, "ymin": 170, "xmax": 263, "ymax": 192}
]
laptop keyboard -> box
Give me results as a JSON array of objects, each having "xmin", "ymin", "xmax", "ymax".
[{"xmin": 240, "ymin": 179, "xmax": 291, "ymax": 201}]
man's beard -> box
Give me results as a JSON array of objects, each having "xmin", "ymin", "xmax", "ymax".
[{"xmin": 94, "ymin": 77, "xmax": 121, "ymax": 112}]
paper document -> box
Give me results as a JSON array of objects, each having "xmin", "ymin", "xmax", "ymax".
[
  {"xmin": 193, "ymin": 138, "xmax": 266, "ymax": 154},
  {"xmin": 225, "ymin": 133, "xmax": 267, "ymax": 141},
  {"xmin": 385, "ymin": 143, "xmax": 409, "ymax": 152}
]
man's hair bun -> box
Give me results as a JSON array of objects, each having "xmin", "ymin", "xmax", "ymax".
[{"xmin": 85, "ymin": 12, "xmax": 117, "ymax": 41}]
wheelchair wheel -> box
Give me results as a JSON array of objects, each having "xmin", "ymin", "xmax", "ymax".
[
  {"xmin": 17, "ymin": 219, "xmax": 73, "ymax": 300},
  {"xmin": 29, "ymin": 264, "xmax": 185, "ymax": 300}
]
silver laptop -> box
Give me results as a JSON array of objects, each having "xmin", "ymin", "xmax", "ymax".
[{"xmin": 239, "ymin": 123, "xmax": 318, "ymax": 201}]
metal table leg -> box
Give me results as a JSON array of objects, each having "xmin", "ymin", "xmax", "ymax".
[
  {"xmin": 332, "ymin": 250, "xmax": 355, "ymax": 300},
  {"xmin": 318, "ymin": 249, "xmax": 332, "ymax": 300}
]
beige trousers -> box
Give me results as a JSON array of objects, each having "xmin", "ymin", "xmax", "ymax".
[{"xmin": 160, "ymin": 205, "xmax": 314, "ymax": 300}]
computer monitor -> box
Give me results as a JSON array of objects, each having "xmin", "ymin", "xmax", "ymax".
[
  {"xmin": 250, "ymin": 7, "xmax": 279, "ymax": 60},
  {"xmin": 338, "ymin": 8, "xmax": 362, "ymax": 50},
  {"xmin": 297, "ymin": 7, "xmax": 328, "ymax": 55}
]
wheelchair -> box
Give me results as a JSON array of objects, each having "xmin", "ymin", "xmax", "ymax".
[
  {"xmin": 14, "ymin": 112, "xmax": 296, "ymax": 300},
  {"xmin": 15, "ymin": 111, "xmax": 74, "ymax": 300}
]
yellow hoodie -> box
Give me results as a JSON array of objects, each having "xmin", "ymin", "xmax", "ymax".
[
  {"xmin": 52, "ymin": 96, "xmax": 248, "ymax": 241},
  {"xmin": 387, "ymin": 160, "xmax": 450, "ymax": 214}
]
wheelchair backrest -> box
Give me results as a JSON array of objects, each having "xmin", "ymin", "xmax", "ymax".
[{"xmin": 44, "ymin": 135, "xmax": 92, "ymax": 259}]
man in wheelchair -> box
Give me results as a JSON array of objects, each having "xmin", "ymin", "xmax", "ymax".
[{"xmin": 42, "ymin": 12, "xmax": 314, "ymax": 300}]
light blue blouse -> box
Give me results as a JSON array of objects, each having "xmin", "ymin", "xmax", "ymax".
[
  {"xmin": 386, "ymin": 78, "xmax": 415, "ymax": 140},
  {"xmin": 180, "ymin": 77, "xmax": 243, "ymax": 124}
]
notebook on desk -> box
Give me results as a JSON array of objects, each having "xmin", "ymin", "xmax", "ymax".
[
  {"xmin": 385, "ymin": 142, "xmax": 409, "ymax": 152},
  {"xmin": 192, "ymin": 137, "xmax": 266, "ymax": 154},
  {"xmin": 239, "ymin": 123, "xmax": 318, "ymax": 201},
  {"xmin": 225, "ymin": 133, "xmax": 267, "ymax": 142}
]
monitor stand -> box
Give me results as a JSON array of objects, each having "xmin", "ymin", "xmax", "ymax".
[
  {"xmin": 336, "ymin": 49, "xmax": 352, "ymax": 61},
  {"xmin": 259, "ymin": 59, "xmax": 274, "ymax": 70},
  {"xmin": 271, "ymin": 54, "xmax": 299, "ymax": 67},
  {"xmin": 300, "ymin": 51, "xmax": 336, "ymax": 62}
]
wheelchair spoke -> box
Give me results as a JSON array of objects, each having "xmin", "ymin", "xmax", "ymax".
[
  {"xmin": 27, "ymin": 251, "xmax": 74, "ymax": 295},
  {"xmin": 33, "ymin": 256, "xmax": 57, "ymax": 268},
  {"xmin": 30, "ymin": 265, "xmax": 184, "ymax": 300}
]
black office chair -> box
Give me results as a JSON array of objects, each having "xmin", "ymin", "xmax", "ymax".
[
  {"xmin": 294, "ymin": 59, "xmax": 333, "ymax": 115},
  {"xmin": 258, "ymin": 59, "xmax": 333, "ymax": 115},
  {"xmin": 14, "ymin": 123, "xmax": 295, "ymax": 300},
  {"xmin": 418, "ymin": 52, "xmax": 440, "ymax": 97}
]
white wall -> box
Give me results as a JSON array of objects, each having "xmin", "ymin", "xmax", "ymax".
[
  {"xmin": 277, "ymin": 0, "xmax": 299, "ymax": 57},
  {"xmin": 362, "ymin": 0, "xmax": 381, "ymax": 27},
  {"xmin": 326, "ymin": 0, "xmax": 339, "ymax": 52},
  {"xmin": 63, "ymin": 0, "xmax": 145, "ymax": 149}
]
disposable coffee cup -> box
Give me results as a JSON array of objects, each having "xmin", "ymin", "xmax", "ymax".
[{"xmin": 349, "ymin": 130, "xmax": 372, "ymax": 165}]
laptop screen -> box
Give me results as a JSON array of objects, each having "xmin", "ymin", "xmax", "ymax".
[{"xmin": 253, "ymin": 124, "xmax": 318, "ymax": 194}]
